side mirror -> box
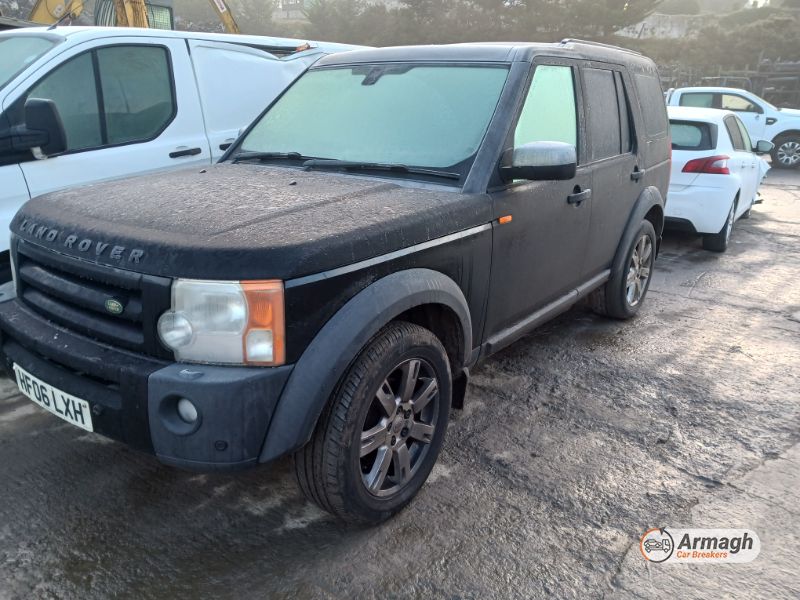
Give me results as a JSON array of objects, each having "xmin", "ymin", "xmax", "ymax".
[
  {"xmin": 501, "ymin": 141, "xmax": 577, "ymax": 181},
  {"xmin": 0, "ymin": 99, "xmax": 67, "ymax": 159},
  {"xmin": 754, "ymin": 139, "xmax": 774, "ymax": 155}
]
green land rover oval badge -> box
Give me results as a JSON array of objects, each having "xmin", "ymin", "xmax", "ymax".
[{"xmin": 105, "ymin": 298, "xmax": 124, "ymax": 315}]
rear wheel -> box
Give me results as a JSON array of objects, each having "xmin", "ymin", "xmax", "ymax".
[
  {"xmin": 702, "ymin": 200, "xmax": 735, "ymax": 252},
  {"xmin": 294, "ymin": 321, "xmax": 451, "ymax": 525},
  {"xmin": 589, "ymin": 220, "xmax": 656, "ymax": 319},
  {"xmin": 771, "ymin": 135, "xmax": 800, "ymax": 169}
]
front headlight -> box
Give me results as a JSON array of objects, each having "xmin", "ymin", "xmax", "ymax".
[{"xmin": 157, "ymin": 279, "xmax": 285, "ymax": 365}]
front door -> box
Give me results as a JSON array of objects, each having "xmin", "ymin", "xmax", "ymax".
[
  {"xmin": 484, "ymin": 61, "xmax": 592, "ymax": 339},
  {"xmin": 719, "ymin": 92, "xmax": 767, "ymax": 143},
  {"xmin": 3, "ymin": 38, "xmax": 211, "ymax": 200}
]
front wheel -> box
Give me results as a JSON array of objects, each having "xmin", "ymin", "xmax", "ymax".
[
  {"xmin": 771, "ymin": 135, "xmax": 800, "ymax": 169},
  {"xmin": 589, "ymin": 220, "xmax": 656, "ymax": 319},
  {"xmin": 294, "ymin": 321, "xmax": 451, "ymax": 525}
]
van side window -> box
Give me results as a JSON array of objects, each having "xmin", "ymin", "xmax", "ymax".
[
  {"xmin": 584, "ymin": 68, "xmax": 622, "ymax": 160},
  {"xmin": 514, "ymin": 65, "xmax": 577, "ymax": 149},
  {"xmin": 97, "ymin": 46, "xmax": 175, "ymax": 145},
  {"xmin": 27, "ymin": 53, "xmax": 103, "ymax": 151},
  {"xmin": 724, "ymin": 116, "xmax": 746, "ymax": 151},
  {"xmin": 14, "ymin": 45, "xmax": 175, "ymax": 155}
]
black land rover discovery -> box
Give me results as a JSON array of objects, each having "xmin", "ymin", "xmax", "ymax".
[{"xmin": 0, "ymin": 40, "xmax": 670, "ymax": 524}]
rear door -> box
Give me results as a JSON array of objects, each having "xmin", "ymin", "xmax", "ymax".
[
  {"xmin": 581, "ymin": 65, "xmax": 643, "ymax": 276},
  {"xmin": 485, "ymin": 60, "xmax": 591, "ymax": 338},
  {"xmin": 4, "ymin": 37, "xmax": 211, "ymax": 199}
]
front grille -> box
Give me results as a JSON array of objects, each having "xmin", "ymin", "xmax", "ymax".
[{"xmin": 14, "ymin": 239, "xmax": 172, "ymax": 359}]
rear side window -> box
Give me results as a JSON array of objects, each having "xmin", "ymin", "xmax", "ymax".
[
  {"xmin": 724, "ymin": 116, "xmax": 746, "ymax": 151},
  {"xmin": 634, "ymin": 73, "xmax": 668, "ymax": 138},
  {"xmin": 584, "ymin": 68, "xmax": 621, "ymax": 161},
  {"xmin": 679, "ymin": 92, "xmax": 714, "ymax": 108},
  {"xmin": 515, "ymin": 65, "xmax": 577, "ymax": 149},
  {"xmin": 669, "ymin": 120, "xmax": 713, "ymax": 151},
  {"xmin": 734, "ymin": 117, "xmax": 752, "ymax": 150}
]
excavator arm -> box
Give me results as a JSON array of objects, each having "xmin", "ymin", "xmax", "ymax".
[
  {"xmin": 28, "ymin": 0, "xmax": 84, "ymax": 24},
  {"xmin": 32, "ymin": 0, "xmax": 240, "ymax": 34}
]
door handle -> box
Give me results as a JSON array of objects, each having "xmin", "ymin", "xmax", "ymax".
[
  {"xmin": 567, "ymin": 187, "xmax": 591, "ymax": 206},
  {"xmin": 169, "ymin": 147, "xmax": 202, "ymax": 159},
  {"xmin": 631, "ymin": 167, "xmax": 645, "ymax": 181}
]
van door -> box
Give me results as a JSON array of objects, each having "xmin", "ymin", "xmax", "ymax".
[
  {"xmin": 580, "ymin": 66, "xmax": 642, "ymax": 277},
  {"xmin": 187, "ymin": 40, "xmax": 314, "ymax": 160},
  {"xmin": 4, "ymin": 37, "xmax": 211, "ymax": 199},
  {"xmin": 0, "ymin": 164, "xmax": 29, "ymax": 254},
  {"xmin": 484, "ymin": 61, "xmax": 591, "ymax": 340}
]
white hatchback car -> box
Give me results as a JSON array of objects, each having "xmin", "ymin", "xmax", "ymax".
[{"xmin": 666, "ymin": 106, "xmax": 773, "ymax": 252}]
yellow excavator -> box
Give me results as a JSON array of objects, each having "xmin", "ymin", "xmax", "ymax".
[{"xmin": 28, "ymin": 0, "xmax": 241, "ymax": 34}]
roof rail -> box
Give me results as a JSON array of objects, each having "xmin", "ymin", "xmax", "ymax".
[{"xmin": 559, "ymin": 38, "xmax": 643, "ymax": 56}]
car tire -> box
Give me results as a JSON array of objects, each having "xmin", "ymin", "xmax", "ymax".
[
  {"xmin": 771, "ymin": 134, "xmax": 800, "ymax": 170},
  {"xmin": 294, "ymin": 321, "xmax": 451, "ymax": 525},
  {"xmin": 589, "ymin": 219, "xmax": 657, "ymax": 320},
  {"xmin": 702, "ymin": 199, "xmax": 735, "ymax": 253}
]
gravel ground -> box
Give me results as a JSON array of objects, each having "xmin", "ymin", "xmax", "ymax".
[{"xmin": 1, "ymin": 173, "xmax": 798, "ymax": 600}]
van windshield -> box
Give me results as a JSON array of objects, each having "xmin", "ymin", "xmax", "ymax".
[
  {"xmin": 237, "ymin": 64, "xmax": 509, "ymax": 178},
  {"xmin": 0, "ymin": 36, "xmax": 58, "ymax": 92}
]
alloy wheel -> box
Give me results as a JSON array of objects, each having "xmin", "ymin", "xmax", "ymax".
[
  {"xmin": 359, "ymin": 358, "xmax": 440, "ymax": 497},
  {"xmin": 777, "ymin": 141, "xmax": 800, "ymax": 167},
  {"xmin": 626, "ymin": 234, "xmax": 653, "ymax": 307},
  {"xmin": 725, "ymin": 202, "xmax": 735, "ymax": 244}
]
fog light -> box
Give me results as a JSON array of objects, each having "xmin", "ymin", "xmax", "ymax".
[{"xmin": 176, "ymin": 398, "xmax": 198, "ymax": 424}]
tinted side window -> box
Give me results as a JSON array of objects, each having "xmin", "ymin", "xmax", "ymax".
[
  {"xmin": 97, "ymin": 46, "xmax": 175, "ymax": 145},
  {"xmin": 11, "ymin": 45, "xmax": 175, "ymax": 156},
  {"xmin": 26, "ymin": 53, "xmax": 103, "ymax": 151},
  {"xmin": 584, "ymin": 68, "xmax": 621, "ymax": 161},
  {"xmin": 679, "ymin": 92, "xmax": 714, "ymax": 108},
  {"xmin": 724, "ymin": 116, "xmax": 746, "ymax": 151},
  {"xmin": 515, "ymin": 65, "xmax": 577, "ymax": 149},
  {"xmin": 721, "ymin": 94, "xmax": 760, "ymax": 113},
  {"xmin": 735, "ymin": 116, "xmax": 752, "ymax": 150},
  {"xmin": 634, "ymin": 73, "xmax": 668, "ymax": 138},
  {"xmin": 670, "ymin": 120, "xmax": 713, "ymax": 151}
]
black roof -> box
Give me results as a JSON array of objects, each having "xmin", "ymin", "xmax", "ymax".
[{"xmin": 317, "ymin": 39, "xmax": 655, "ymax": 71}]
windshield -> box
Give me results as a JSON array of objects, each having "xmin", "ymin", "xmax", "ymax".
[
  {"xmin": 0, "ymin": 36, "xmax": 58, "ymax": 92},
  {"xmin": 238, "ymin": 64, "xmax": 509, "ymax": 176}
]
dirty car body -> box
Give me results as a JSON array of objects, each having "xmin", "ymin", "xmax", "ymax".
[{"xmin": 0, "ymin": 41, "xmax": 670, "ymax": 523}]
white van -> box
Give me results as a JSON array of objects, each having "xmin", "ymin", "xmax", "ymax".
[{"xmin": 0, "ymin": 26, "xmax": 359, "ymax": 276}]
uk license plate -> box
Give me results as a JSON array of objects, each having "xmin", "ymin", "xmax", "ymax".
[{"xmin": 13, "ymin": 364, "xmax": 93, "ymax": 432}]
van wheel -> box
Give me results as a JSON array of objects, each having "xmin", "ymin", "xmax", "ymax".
[
  {"xmin": 294, "ymin": 321, "xmax": 451, "ymax": 525},
  {"xmin": 589, "ymin": 220, "xmax": 656, "ymax": 319},
  {"xmin": 771, "ymin": 135, "xmax": 800, "ymax": 169},
  {"xmin": 702, "ymin": 200, "xmax": 735, "ymax": 252}
]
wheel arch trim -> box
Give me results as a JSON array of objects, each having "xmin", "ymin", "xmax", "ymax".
[
  {"xmin": 613, "ymin": 186, "xmax": 665, "ymax": 281},
  {"xmin": 259, "ymin": 268, "xmax": 472, "ymax": 463}
]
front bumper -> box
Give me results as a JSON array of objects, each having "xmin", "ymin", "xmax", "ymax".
[{"xmin": 0, "ymin": 293, "xmax": 292, "ymax": 471}]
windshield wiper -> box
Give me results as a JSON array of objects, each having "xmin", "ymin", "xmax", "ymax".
[
  {"xmin": 232, "ymin": 151, "xmax": 309, "ymax": 164},
  {"xmin": 302, "ymin": 159, "xmax": 461, "ymax": 181}
]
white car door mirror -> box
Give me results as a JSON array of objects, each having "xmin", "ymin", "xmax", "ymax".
[{"xmin": 754, "ymin": 140, "xmax": 774, "ymax": 155}]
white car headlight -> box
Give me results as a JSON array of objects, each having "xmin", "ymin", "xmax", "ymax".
[{"xmin": 157, "ymin": 279, "xmax": 285, "ymax": 365}]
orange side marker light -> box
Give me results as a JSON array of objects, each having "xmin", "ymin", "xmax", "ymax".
[{"xmin": 498, "ymin": 215, "xmax": 513, "ymax": 225}]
